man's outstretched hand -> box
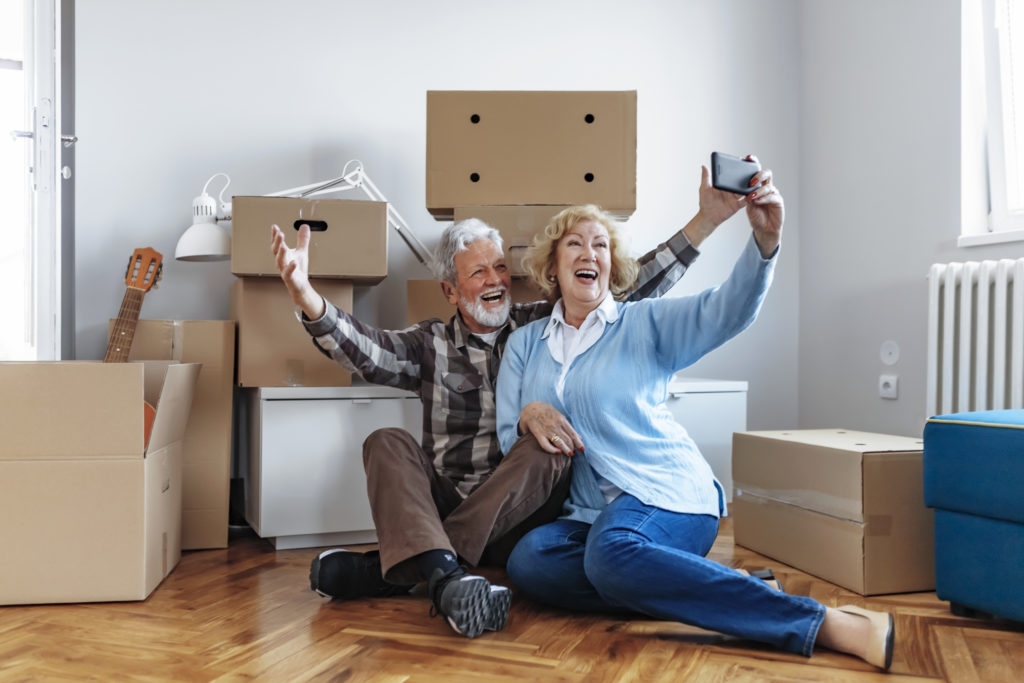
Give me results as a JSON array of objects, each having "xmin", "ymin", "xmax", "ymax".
[{"xmin": 271, "ymin": 223, "xmax": 324, "ymax": 319}]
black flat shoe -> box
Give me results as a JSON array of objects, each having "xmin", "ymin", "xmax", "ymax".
[
  {"xmin": 749, "ymin": 568, "xmax": 785, "ymax": 593},
  {"xmin": 310, "ymin": 549, "xmax": 413, "ymax": 600}
]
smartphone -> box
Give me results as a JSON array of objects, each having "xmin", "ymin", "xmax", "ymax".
[{"xmin": 711, "ymin": 152, "xmax": 761, "ymax": 195}]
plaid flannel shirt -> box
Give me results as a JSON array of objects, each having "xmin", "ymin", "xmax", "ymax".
[{"xmin": 302, "ymin": 228, "xmax": 699, "ymax": 497}]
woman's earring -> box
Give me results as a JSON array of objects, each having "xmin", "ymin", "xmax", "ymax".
[{"xmin": 546, "ymin": 273, "xmax": 557, "ymax": 283}]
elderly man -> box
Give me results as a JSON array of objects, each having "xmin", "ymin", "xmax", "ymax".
[{"xmin": 271, "ymin": 197, "xmax": 728, "ymax": 637}]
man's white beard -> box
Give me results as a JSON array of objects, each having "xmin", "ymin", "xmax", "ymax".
[{"xmin": 461, "ymin": 292, "xmax": 510, "ymax": 328}]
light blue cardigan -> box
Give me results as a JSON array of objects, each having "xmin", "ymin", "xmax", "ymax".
[{"xmin": 496, "ymin": 236, "xmax": 777, "ymax": 522}]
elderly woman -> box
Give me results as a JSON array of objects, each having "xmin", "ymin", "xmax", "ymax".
[{"xmin": 495, "ymin": 163, "xmax": 894, "ymax": 670}]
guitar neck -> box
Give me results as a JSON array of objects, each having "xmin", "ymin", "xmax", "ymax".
[{"xmin": 104, "ymin": 287, "xmax": 147, "ymax": 363}]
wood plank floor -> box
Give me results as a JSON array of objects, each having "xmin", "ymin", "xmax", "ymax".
[{"xmin": 2, "ymin": 519, "xmax": 1023, "ymax": 681}]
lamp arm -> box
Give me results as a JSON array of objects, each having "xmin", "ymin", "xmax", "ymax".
[
  {"xmin": 354, "ymin": 171, "xmax": 435, "ymax": 268},
  {"xmin": 266, "ymin": 169, "xmax": 361, "ymax": 199},
  {"xmin": 265, "ymin": 161, "xmax": 435, "ymax": 268}
]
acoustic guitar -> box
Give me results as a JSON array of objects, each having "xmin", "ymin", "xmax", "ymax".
[{"xmin": 104, "ymin": 247, "xmax": 163, "ymax": 448}]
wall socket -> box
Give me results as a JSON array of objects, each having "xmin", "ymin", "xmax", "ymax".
[{"xmin": 879, "ymin": 374, "xmax": 899, "ymax": 400}]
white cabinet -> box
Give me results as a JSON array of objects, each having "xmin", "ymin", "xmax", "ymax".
[
  {"xmin": 665, "ymin": 376, "xmax": 748, "ymax": 503},
  {"xmin": 245, "ymin": 385, "xmax": 421, "ymax": 549}
]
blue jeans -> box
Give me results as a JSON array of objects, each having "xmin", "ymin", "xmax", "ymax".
[{"xmin": 506, "ymin": 493, "xmax": 826, "ymax": 656}]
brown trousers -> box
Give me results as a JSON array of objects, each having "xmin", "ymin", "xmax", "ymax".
[{"xmin": 362, "ymin": 428, "xmax": 572, "ymax": 585}]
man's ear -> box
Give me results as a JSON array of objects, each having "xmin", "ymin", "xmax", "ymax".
[{"xmin": 440, "ymin": 280, "xmax": 460, "ymax": 306}]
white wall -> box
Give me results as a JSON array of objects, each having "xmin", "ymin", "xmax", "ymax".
[
  {"xmin": 76, "ymin": 0, "xmax": 802, "ymax": 429},
  {"xmin": 798, "ymin": 0, "xmax": 1024, "ymax": 437}
]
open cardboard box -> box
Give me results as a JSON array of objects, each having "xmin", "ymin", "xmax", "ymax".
[{"xmin": 0, "ymin": 360, "xmax": 199, "ymax": 605}]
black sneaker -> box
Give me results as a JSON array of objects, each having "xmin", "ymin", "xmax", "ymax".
[
  {"xmin": 309, "ymin": 549, "xmax": 413, "ymax": 600},
  {"xmin": 484, "ymin": 584, "xmax": 512, "ymax": 631},
  {"xmin": 428, "ymin": 567, "xmax": 511, "ymax": 638}
]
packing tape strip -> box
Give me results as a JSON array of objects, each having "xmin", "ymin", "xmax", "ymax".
[
  {"xmin": 172, "ymin": 320, "xmax": 185, "ymax": 361},
  {"xmin": 733, "ymin": 483, "xmax": 865, "ymax": 524},
  {"xmin": 285, "ymin": 359, "xmax": 305, "ymax": 387},
  {"xmin": 866, "ymin": 515, "xmax": 893, "ymax": 537}
]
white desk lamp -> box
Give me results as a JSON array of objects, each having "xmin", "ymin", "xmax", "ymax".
[
  {"xmin": 174, "ymin": 160, "xmax": 435, "ymax": 266},
  {"xmin": 174, "ymin": 172, "xmax": 232, "ymax": 261}
]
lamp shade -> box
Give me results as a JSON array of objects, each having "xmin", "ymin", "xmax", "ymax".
[
  {"xmin": 175, "ymin": 187, "xmax": 231, "ymax": 261},
  {"xmin": 175, "ymin": 221, "xmax": 230, "ymax": 261}
]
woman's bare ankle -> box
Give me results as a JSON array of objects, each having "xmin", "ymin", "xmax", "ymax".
[{"xmin": 816, "ymin": 607, "xmax": 870, "ymax": 659}]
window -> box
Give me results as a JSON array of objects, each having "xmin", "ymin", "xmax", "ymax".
[
  {"xmin": 0, "ymin": 0, "xmax": 62, "ymax": 360},
  {"xmin": 0, "ymin": 0, "xmax": 32, "ymax": 359},
  {"xmin": 962, "ymin": 0, "xmax": 1024, "ymax": 246},
  {"xmin": 985, "ymin": 0, "xmax": 1024, "ymax": 227}
]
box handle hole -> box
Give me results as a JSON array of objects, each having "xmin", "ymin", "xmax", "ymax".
[{"xmin": 295, "ymin": 220, "xmax": 328, "ymax": 232}]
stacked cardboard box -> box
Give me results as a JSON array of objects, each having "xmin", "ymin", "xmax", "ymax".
[
  {"xmin": 422, "ymin": 91, "xmax": 637, "ymax": 322},
  {"xmin": 229, "ymin": 195, "xmax": 388, "ymax": 387},
  {"xmin": 110, "ymin": 320, "xmax": 235, "ymax": 550},
  {"xmin": 426, "ymin": 91, "xmax": 637, "ymax": 219}
]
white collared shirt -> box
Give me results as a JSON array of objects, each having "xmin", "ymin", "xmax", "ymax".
[
  {"xmin": 542, "ymin": 293, "xmax": 620, "ymax": 402},
  {"xmin": 542, "ymin": 293, "xmax": 624, "ymax": 503}
]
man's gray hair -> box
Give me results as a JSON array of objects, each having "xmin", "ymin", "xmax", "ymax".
[{"xmin": 432, "ymin": 218, "xmax": 504, "ymax": 284}]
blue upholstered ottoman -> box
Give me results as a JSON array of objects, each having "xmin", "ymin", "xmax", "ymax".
[{"xmin": 923, "ymin": 410, "xmax": 1024, "ymax": 622}]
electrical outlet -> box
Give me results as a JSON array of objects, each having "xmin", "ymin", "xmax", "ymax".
[{"xmin": 879, "ymin": 374, "xmax": 899, "ymax": 400}]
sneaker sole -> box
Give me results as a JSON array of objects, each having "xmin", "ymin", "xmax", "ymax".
[
  {"xmin": 484, "ymin": 585, "xmax": 512, "ymax": 632},
  {"xmin": 442, "ymin": 576, "xmax": 491, "ymax": 638}
]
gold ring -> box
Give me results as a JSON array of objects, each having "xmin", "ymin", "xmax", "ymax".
[{"xmin": 550, "ymin": 435, "xmax": 562, "ymax": 444}]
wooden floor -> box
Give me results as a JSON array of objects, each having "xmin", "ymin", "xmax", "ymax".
[{"xmin": 2, "ymin": 520, "xmax": 1023, "ymax": 682}]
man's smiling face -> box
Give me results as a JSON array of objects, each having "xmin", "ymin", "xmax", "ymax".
[{"xmin": 442, "ymin": 238, "xmax": 512, "ymax": 334}]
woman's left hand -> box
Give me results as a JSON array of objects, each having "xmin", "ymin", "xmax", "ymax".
[
  {"xmin": 518, "ymin": 401, "xmax": 582, "ymax": 456},
  {"xmin": 742, "ymin": 157, "xmax": 785, "ymax": 258}
]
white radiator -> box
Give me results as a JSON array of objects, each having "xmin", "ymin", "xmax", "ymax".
[{"xmin": 926, "ymin": 259, "xmax": 1024, "ymax": 416}]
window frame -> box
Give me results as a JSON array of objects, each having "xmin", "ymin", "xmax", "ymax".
[{"xmin": 961, "ymin": 0, "xmax": 1024, "ymax": 247}]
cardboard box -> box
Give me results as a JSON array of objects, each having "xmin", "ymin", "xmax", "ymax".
[
  {"xmin": 231, "ymin": 196, "xmax": 387, "ymax": 283},
  {"xmin": 406, "ymin": 279, "xmax": 544, "ymax": 327},
  {"xmin": 109, "ymin": 320, "xmax": 235, "ymax": 550},
  {"xmin": 426, "ymin": 91, "xmax": 636, "ymax": 219},
  {"xmin": 732, "ymin": 429, "xmax": 933, "ymax": 595},
  {"xmin": 0, "ymin": 361, "xmax": 199, "ymax": 605},
  {"xmin": 231, "ymin": 277, "xmax": 354, "ymax": 388},
  {"xmin": 453, "ymin": 205, "xmax": 570, "ymax": 276}
]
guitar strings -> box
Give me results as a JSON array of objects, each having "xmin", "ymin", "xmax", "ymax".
[{"xmin": 105, "ymin": 289, "xmax": 146, "ymax": 363}]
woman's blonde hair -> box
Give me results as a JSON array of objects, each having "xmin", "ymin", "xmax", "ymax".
[{"xmin": 522, "ymin": 205, "xmax": 639, "ymax": 302}]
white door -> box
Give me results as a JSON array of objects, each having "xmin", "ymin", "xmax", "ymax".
[{"xmin": 1, "ymin": 0, "xmax": 66, "ymax": 360}]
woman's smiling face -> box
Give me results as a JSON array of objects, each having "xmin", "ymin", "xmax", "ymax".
[{"xmin": 553, "ymin": 219, "xmax": 612, "ymax": 314}]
